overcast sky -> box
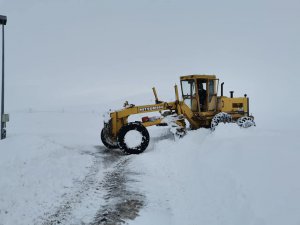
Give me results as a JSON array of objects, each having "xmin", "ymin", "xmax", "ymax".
[{"xmin": 0, "ymin": 0, "xmax": 299, "ymax": 115}]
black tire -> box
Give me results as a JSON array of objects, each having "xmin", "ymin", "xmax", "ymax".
[
  {"xmin": 117, "ymin": 123, "xmax": 150, "ymax": 154},
  {"xmin": 101, "ymin": 128, "xmax": 118, "ymax": 149},
  {"xmin": 211, "ymin": 112, "xmax": 232, "ymax": 131},
  {"xmin": 237, "ymin": 116, "xmax": 256, "ymax": 128}
]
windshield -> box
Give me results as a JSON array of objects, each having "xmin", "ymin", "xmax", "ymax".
[{"xmin": 181, "ymin": 80, "xmax": 196, "ymax": 109}]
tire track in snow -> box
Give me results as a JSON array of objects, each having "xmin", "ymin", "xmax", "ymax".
[
  {"xmin": 90, "ymin": 156, "xmax": 144, "ymax": 225},
  {"xmin": 90, "ymin": 132, "xmax": 174, "ymax": 225},
  {"xmin": 35, "ymin": 130, "xmax": 172, "ymax": 225},
  {"xmin": 35, "ymin": 146, "xmax": 108, "ymax": 225},
  {"xmin": 34, "ymin": 144, "xmax": 145, "ymax": 225}
]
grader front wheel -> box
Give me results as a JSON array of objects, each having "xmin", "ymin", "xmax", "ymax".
[
  {"xmin": 101, "ymin": 127, "xmax": 118, "ymax": 149},
  {"xmin": 117, "ymin": 123, "xmax": 150, "ymax": 154}
]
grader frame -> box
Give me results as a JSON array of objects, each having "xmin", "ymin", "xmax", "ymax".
[{"xmin": 102, "ymin": 75, "xmax": 254, "ymax": 154}]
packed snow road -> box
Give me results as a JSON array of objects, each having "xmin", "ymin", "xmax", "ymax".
[{"xmin": 36, "ymin": 147, "xmax": 145, "ymax": 225}]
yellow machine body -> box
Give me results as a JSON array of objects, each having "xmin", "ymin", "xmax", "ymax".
[{"xmin": 106, "ymin": 75, "xmax": 252, "ymax": 141}]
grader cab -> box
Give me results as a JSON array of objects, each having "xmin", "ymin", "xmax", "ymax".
[
  {"xmin": 181, "ymin": 75, "xmax": 218, "ymax": 112},
  {"xmin": 101, "ymin": 75, "xmax": 255, "ymax": 154}
]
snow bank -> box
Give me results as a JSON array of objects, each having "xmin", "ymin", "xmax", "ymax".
[
  {"xmin": 0, "ymin": 111, "xmax": 101, "ymax": 225},
  {"xmin": 129, "ymin": 124, "xmax": 300, "ymax": 225}
]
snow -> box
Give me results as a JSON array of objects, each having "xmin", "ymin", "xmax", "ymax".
[
  {"xmin": 129, "ymin": 124, "xmax": 300, "ymax": 225},
  {"xmin": 1, "ymin": 0, "xmax": 300, "ymax": 224},
  {"xmin": 0, "ymin": 111, "xmax": 106, "ymax": 225},
  {"xmin": 125, "ymin": 130, "xmax": 143, "ymax": 149},
  {"xmin": 103, "ymin": 110, "xmax": 111, "ymax": 123},
  {"xmin": 1, "ymin": 107, "xmax": 300, "ymax": 225},
  {"xmin": 1, "ymin": 106, "xmax": 300, "ymax": 225}
]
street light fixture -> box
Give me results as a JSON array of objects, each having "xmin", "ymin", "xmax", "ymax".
[{"xmin": 0, "ymin": 15, "xmax": 8, "ymax": 140}]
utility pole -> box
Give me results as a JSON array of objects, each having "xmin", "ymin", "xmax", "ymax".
[{"xmin": 0, "ymin": 15, "xmax": 8, "ymax": 140}]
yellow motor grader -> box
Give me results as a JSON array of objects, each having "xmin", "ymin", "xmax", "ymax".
[{"xmin": 101, "ymin": 75, "xmax": 255, "ymax": 154}]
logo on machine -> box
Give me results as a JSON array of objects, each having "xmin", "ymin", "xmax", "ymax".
[{"xmin": 139, "ymin": 106, "xmax": 164, "ymax": 112}]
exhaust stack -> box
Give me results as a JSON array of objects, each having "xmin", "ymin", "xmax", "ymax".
[{"xmin": 221, "ymin": 82, "xmax": 224, "ymax": 96}]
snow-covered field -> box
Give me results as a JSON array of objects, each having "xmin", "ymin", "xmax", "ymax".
[
  {"xmin": 1, "ymin": 0, "xmax": 300, "ymax": 224},
  {"xmin": 130, "ymin": 124, "xmax": 300, "ymax": 225},
  {"xmin": 1, "ymin": 107, "xmax": 300, "ymax": 225},
  {"xmin": 0, "ymin": 111, "xmax": 104, "ymax": 224}
]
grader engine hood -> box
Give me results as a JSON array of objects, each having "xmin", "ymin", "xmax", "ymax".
[{"xmin": 219, "ymin": 96, "xmax": 249, "ymax": 116}]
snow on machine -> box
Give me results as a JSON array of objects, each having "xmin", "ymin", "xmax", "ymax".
[{"xmin": 101, "ymin": 75, "xmax": 255, "ymax": 154}]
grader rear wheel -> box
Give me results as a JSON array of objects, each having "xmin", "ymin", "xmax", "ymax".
[
  {"xmin": 117, "ymin": 122, "xmax": 150, "ymax": 154},
  {"xmin": 237, "ymin": 117, "xmax": 256, "ymax": 128}
]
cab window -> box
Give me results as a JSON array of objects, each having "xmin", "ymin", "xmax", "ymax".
[
  {"xmin": 208, "ymin": 80, "xmax": 214, "ymax": 102},
  {"xmin": 181, "ymin": 80, "xmax": 196, "ymax": 109}
]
